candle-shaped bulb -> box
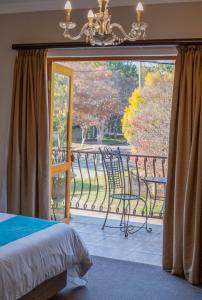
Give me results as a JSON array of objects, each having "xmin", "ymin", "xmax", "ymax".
[
  {"xmin": 65, "ymin": 1, "xmax": 72, "ymax": 11},
  {"xmin": 88, "ymin": 10, "xmax": 94, "ymax": 19},
  {"xmin": 136, "ymin": 1, "xmax": 144, "ymax": 22},
  {"xmin": 136, "ymin": 2, "xmax": 144, "ymax": 12}
]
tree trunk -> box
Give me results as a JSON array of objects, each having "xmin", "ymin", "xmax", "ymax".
[
  {"xmin": 97, "ymin": 123, "xmax": 105, "ymax": 144},
  {"xmin": 81, "ymin": 126, "xmax": 88, "ymax": 146}
]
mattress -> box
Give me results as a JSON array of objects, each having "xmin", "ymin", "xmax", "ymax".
[{"xmin": 0, "ymin": 213, "xmax": 92, "ymax": 300}]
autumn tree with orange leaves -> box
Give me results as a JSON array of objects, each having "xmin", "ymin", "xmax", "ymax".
[{"xmin": 67, "ymin": 62, "xmax": 123, "ymax": 144}]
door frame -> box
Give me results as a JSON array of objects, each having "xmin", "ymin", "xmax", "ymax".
[
  {"xmin": 47, "ymin": 55, "xmax": 176, "ymax": 222},
  {"xmin": 48, "ymin": 55, "xmax": 176, "ymax": 63},
  {"xmin": 48, "ymin": 61, "xmax": 74, "ymax": 223}
]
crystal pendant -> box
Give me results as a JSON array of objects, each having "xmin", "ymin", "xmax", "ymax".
[{"xmin": 90, "ymin": 33, "xmax": 115, "ymax": 46}]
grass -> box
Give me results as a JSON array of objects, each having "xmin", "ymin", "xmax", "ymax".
[
  {"xmin": 70, "ymin": 174, "xmax": 164, "ymax": 217},
  {"xmin": 102, "ymin": 136, "xmax": 127, "ymax": 145},
  {"xmin": 52, "ymin": 174, "xmax": 164, "ymax": 220}
]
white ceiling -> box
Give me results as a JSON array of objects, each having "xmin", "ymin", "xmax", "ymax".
[{"xmin": 0, "ymin": 0, "xmax": 201, "ymax": 14}]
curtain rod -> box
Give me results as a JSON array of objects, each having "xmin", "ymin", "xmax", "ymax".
[{"xmin": 12, "ymin": 39, "xmax": 202, "ymax": 50}]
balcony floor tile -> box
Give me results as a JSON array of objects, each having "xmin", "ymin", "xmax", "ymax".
[{"xmin": 70, "ymin": 213, "xmax": 163, "ymax": 266}]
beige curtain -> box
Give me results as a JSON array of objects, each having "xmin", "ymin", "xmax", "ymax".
[
  {"xmin": 163, "ymin": 46, "xmax": 202, "ymax": 285},
  {"xmin": 7, "ymin": 50, "xmax": 49, "ymax": 219}
]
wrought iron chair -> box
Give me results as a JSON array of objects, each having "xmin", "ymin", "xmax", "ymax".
[{"xmin": 99, "ymin": 147, "xmax": 152, "ymax": 237}]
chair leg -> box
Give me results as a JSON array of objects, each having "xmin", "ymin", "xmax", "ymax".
[
  {"xmin": 120, "ymin": 208, "xmax": 124, "ymax": 226},
  {"xmin": 123, "ymin": 200, "xmax": 129, "ymax": 238},
  {"xmin": 125, "ymin": 201, "xmax": 131, "ymax": 238},
  {"xmin": 127, "ymin": 200, "xmax": 130, "ymax": 226}
]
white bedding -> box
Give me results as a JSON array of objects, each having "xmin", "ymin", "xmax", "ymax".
[{"xmin": 0, "ymin": 213, "xmax": 92, "ymax": 300}]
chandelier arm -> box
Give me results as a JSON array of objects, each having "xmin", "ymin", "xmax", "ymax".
[
  {"xmin": 110, "ymin": 23, "xmax": 140, "ymax": 41},
  {"xmin": 64, "ymin": 24, "xmax": 89, "ymax": 40},
  {"xmin": 60, "ymin": 2, "xmax": 147, "ymax": 45}
]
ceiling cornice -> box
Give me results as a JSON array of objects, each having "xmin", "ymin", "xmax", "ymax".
[{"xmin": 0, "ymin": 0, "xmax": 201, "ymax": 14}]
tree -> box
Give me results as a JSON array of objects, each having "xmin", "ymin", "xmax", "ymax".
[
  {"xmin": 99, "ymin": 61, "xmax": 139, "ymax": 137},
  {"xmin": 139, "ymin": 61, "xmax": 175, "ymax": 87},
  {"xmin": 122, "ymin": 70, "xmax": 174, "ymax": 156},
  {"xmin": 67, "ymin": 62, "xmax": 123, "ymax": 144},
  {"xmin": 53, "ymin": 73, "xmax": 69, "ymax": 149},
  {"xmin": 122, "ymin": 88, "xmax": 144, "ymax": 149},
  {"xmin": 107, "ymin": 61, "xmax": 138, "ymax": 78}
]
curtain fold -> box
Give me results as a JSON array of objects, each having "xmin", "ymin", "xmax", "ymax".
[
  {"xmin": 163, "ymin": 46, "xmax": 202, "ymax": 285},
  {"xmin": 7, "ymin": 49, "xmax": 49, "ymax": 219}
]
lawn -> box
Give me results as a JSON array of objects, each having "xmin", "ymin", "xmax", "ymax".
[
  {"xmin": 102, "ymin": 136, "xmax": 127, "ymax": 145},
  {"xmin": 70, "ymin": 174, "xmax": 164, "ymax": 218}
]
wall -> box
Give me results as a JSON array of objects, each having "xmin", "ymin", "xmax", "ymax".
[{"xmin": 0, "ymin": 2, "xmax": 202, "ymax": 210}]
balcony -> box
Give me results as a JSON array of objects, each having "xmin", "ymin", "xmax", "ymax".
[{"xmin": 52, "ymin": 148, "xmax": 166, "ymax": 266}]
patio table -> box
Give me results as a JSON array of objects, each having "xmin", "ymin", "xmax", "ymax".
[
  {"xmin": 141, "ymin": 176, "xmax": 167, "ymax": 218},
  {"xmin": 142, "ymin": 176, "xmax": 167, "ymax": 185}
]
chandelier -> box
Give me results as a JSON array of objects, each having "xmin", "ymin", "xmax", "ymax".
[{"xmin": 59, "ymin": 0, "xmax": 147, "ymax": 46}]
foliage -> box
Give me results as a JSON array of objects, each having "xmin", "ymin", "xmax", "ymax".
[
  {"xmin": 53, "ymin": 61, "xmax": 141, "ymax": 146},
  {"xmin": 122, "ymin": 88, "xmax": 144, "ymax": 151},
  {"xmin": 53, "ymin": 60, "xmax": 174, "ymax": 155},
  {"xmin": 122, "ymin": 70, "xmax": 174, "ymax": 156},
  {"xmin": 106, "ymin": 61, "xmax": 138, "ymax": 78},
  {"xmin": 144, "ymin": 71, "xmax": 161, "ymax": 86},
  {"xmin": 53, "ymin": 74, "xmax": 68, "ymax": 148},
  {"xmin": 140, "ymin": 62, "xmax": 175, "ymax": 86},
  {"xmin": 155, "ymin": 62, "xmax": 175, "ymax": 74},
  {"xmin": 66, "ymin": 61, "xmax": 124, "ymax": 144}
]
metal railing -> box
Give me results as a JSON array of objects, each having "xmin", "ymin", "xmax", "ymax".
[
  {"xmin": 51, "ymin": 149, "xmax": 167, "ymax": 220},
  {"xmin": 72, "ymin": 150, "xmax": 167, "ymax": 219}
]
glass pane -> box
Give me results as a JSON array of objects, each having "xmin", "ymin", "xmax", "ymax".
[
  {"xmin": 51, "ymin": 172, "xmax": 67, "ymax": 221},
  {"xmin": 52, "ymin": 73, "xmax": 70, "ymax": 165}
]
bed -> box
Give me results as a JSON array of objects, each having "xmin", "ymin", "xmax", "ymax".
[{"xmin": 0, "ymin": 213, "xmax": 92, "ymax": 300}]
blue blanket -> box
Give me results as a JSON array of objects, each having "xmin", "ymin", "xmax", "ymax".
[{"xmin": 0, "ymin": 215, "xmax": 57, "ymax": 247}]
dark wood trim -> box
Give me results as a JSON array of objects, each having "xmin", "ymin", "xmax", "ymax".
[
  {"xmin": 12, "ymin": 38, "xmax": 202, "ymax": 50},
  {"xmin": 20, "ymin": 271, "xmax": 67, "ymax": 300},
  {"xmin": 47, "ymin": 55, "xmax": 176, "ymax": 62}
]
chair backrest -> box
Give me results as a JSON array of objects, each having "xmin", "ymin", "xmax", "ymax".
[{"xmin": 99, "ymin": 147, "xmax": 129, "ymax": 194}]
